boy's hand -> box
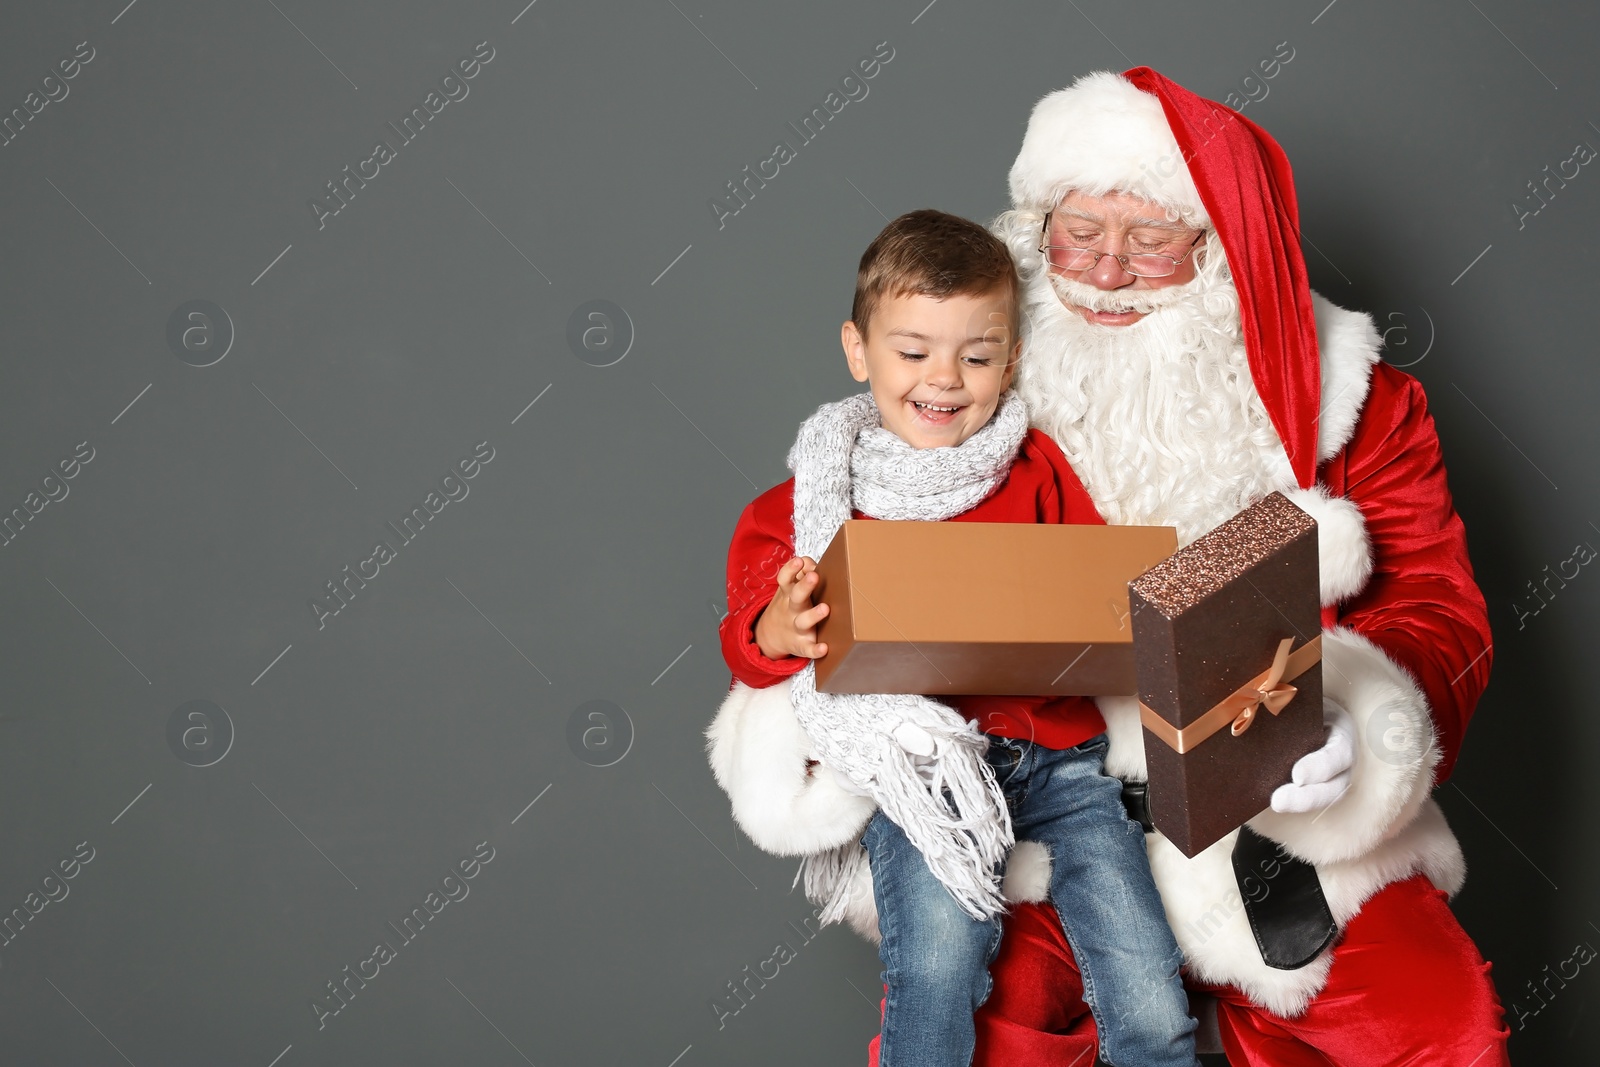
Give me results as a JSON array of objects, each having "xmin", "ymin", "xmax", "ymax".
[{"xmin": 754, "ymin": 556, "xmax": 831, "ymax": 661}]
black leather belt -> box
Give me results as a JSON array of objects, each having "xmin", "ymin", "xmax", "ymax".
[
  {"xmin": 1121, "ymin": 780, "xmax": 1156, "ymax": 832},
  {"xmin": 1120, "ymin": 778, "xmax": 1337, "ymax": 970}
]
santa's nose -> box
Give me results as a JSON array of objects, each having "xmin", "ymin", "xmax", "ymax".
[{"xmin": 1082, "ymin": 248, "xmax": 1135, "ymax": 289}]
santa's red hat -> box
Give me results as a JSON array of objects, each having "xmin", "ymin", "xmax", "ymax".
[{"xmin": 1008, "ymin": 68, "xmax": 1322, "ymax": 490}]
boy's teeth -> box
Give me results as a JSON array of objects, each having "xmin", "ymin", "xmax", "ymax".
[{"xmin": 914, "ymin": 402, "xmax": 958, "ymax": 412}]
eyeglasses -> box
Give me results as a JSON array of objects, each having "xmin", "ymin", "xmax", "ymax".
[{"xmin": 1038, "ymin": 213, "xmax": 1206, "ymax": 279}]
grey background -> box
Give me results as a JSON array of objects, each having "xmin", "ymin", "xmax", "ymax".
[{"xmin": 0, "ymin": 1, "xmax": 1594, "ymax": 1064}]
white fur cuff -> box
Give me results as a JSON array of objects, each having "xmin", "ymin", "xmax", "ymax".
[
  {"xmin": 707, "ymin": 679, "xmax": 1057, "ymax": 946},
  {"xmin": 1282, "ymin": 484, "xmax": 1373, "ymax": 606},
  {"xmin": 706, "ymin": 680, "xmax": 876, "ymax": 856},
  {"xmin": 1248, "ymin": 627, "xmax": 1440, "ymax": 866}
]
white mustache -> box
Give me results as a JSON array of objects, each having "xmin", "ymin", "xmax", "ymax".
[{"xmin": 1048, "ymin": 272, "xmax": 1196, "ymax": 316}]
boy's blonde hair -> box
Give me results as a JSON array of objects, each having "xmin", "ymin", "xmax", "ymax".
[{"xmin": 850, "ymin": 209, "xmax": 1022, "ymax": 343}]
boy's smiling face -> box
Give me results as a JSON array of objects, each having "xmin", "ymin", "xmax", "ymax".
[{"xmin": 841, "ymin": 288, "xmax": 1019, "ymax": 450}]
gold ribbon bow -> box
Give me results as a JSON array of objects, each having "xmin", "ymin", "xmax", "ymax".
[
  {"xmin": 1140, "ymin": 634, "xmax": 1322, "ymax": 755},
  {"xmin": 1228, "ymin": 637, "xmax": 1299, "ymax": 737}
]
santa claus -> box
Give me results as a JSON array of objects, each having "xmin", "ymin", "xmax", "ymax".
[{"xmin": 708, "ymin": 68, "xmax": 1511, "ymax": 1066}]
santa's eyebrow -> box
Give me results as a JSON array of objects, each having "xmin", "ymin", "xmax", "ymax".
[
  {"xmin": 1054, "ymin": 208, "xmax": 1187, "ymax": 231},
  {"xmin": 1127, "ymin": 216, "xmax": 1188, "ymax": 230},
  {"xmin": 1052, "ymin": 208, "xmax": 1103, "ymax": 224}
]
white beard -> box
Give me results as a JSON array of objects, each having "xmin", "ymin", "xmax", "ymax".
[{"xmin": 1014, "ymin": 245, "xmax": 1295, "ymax": 545}]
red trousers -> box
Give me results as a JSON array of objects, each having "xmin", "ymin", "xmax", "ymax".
[{"xmin": 867, "ymin": 875, "xmax": 1510, "ymax": 1066}]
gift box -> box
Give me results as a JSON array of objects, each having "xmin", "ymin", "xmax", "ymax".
[
  {"xmin": 812, "ymin": 520, "xmax": 1177, "ymax": 696},
  {"xmin": 1128, "ymin": 491, "xmax": 1325, "ymax": 858}
]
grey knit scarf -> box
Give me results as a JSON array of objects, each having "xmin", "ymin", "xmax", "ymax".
[{"xmin": 788, "ymin": 389, "xmax": 1029, "ymax": 922}]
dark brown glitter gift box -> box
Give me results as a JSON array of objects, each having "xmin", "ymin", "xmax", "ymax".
[{"xmin": 1128, "ymin": 492, "xmax": 1326, "ymax": 858}]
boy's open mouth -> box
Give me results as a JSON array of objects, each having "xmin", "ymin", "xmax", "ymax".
[{"xmin": 911, "ymin": 399, "xmax": 964, "ymax": 424}]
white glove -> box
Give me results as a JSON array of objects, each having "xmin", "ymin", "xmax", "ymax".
[{"xmin": 1269, "ymin": 697, "xmax": 1354, "ymax": 814}]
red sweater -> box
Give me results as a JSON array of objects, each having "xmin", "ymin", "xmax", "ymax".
[{"xmin": 718, "ymin": 428, "xmax": 1108, "ymax": 750}]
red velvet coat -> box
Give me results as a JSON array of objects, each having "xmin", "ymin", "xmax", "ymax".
[{"xmin": 940, "ymin": 354, "xmax": 1497, "ymax": 1064}]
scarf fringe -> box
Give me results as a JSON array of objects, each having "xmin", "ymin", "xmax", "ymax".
[
  {"xmin": 784, "ymin": 390, "xmax": 1029, "ymax": 922},
  {"xmin": 796, "ymin": 718, "xmax": 1015, "ymax": 923}
]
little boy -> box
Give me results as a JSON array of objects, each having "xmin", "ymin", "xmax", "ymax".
[{"xmin": 716, "ymin": 209, "xmax": 1198, "ymax": 1067}]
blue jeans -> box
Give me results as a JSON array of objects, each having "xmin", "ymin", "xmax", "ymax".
[{"xmin": 863, "ymin": 732, "xmax": 1198, "ymax": 1067}]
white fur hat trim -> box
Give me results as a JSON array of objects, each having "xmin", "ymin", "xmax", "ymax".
[{"xmin": 1008, "ymin": 70, "xmax": 1208, "ymax": 224}]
